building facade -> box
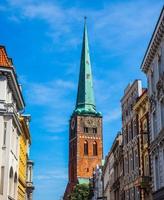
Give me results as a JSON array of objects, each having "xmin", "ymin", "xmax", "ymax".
[
  {"xmin": 0, "ymin": 46, "xmax": 25, "ymax": 200},
  {"xmin": 0, "ymin": 46, "xmax": 34, "ymax": 200},
  {"xmin": 121, "ymin": 80, "xmax": 143, "ymax": 199},
  {"xmin": 111, "ymin": 133, "xmax": 123, "ymax": 200},
  {"xmin": 103, "ymin": 153, "xmax": 111, "ymax": 200},
  {"xmin": 64, "ymin": 21, "xmax": 103, "ymax": 199},
  {"xmin": 141, "ymin": 7, "xmax": 164, "ymax": 200},
  {"xmin": 133, "ymin": 89, "xmax": 152, "ymax": 200},
  {"xmin": 103, "ymin": 133, "xmax": 123, "ymax": 200}
]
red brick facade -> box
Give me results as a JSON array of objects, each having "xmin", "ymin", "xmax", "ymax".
[{"xmin": 64, "ymin": 114, "xmax": 103, "ymax": 199}]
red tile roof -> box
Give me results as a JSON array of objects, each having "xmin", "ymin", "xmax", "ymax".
[{"xmin": 0, "ymin": 46, "xmax": 12, "ymax": 67}]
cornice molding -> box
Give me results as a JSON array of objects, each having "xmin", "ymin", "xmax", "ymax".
[
  {"xmin": 0, "ymin": 67, "xmax": 25, "ymax": 110},
  {"xmin": 141, "ymin": 7, "xmax": 164, "ymax": 73}
]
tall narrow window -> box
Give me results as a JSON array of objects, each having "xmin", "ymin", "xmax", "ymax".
[
  {"xmin": 93, "ymin": 141, "xmax": 97, "ymax": 156},
  {"xmin": 144, "ymin": 154, "xmax": 149, "ymax": 176},
  {"xmin": 0, "ymin": 166, "xmax": 4, "ymax": 194},
  {"xmin": 161, "ymin": 100, "xmax": 164, "ymax": 129},
  {"xmin": 155, "ymin": 155, "xmax": 160, "ymax": 190},
  {"xmin": 14, "ymin": 173, "xmax": 17, "ymax": 197},
  {"xmin": 158, "ymin": 54, "xmax": 162, "ymax": 75},
  {"xmin": 3, "ymin": 122, "xmax": 7, "ymax": 146},
  {"xmin": 29, "ymin": 166, "xmax": 32, "ymax": 182},
  {"xmin": 84, "ymin": 141, "xmax": 88, "ymax": 155},
  {"xmin": 93, "ymin": 128, "xmax": 97, "ymax": 134},
  {"xmin": 131, "ymin": 120, "xmax": 133, "ymax": 139},
  {"xmin": 153, "ymin": 111, "xmax": 157, "ymax": 138},
  {"xmin": 126, "ymin": 125, "xmax": 128, "ymax": 144},
  {"xmin": 84, "ymin": 127, "xmax": 89, "ymax": 133},
  {"xmin": 163, "ymin": 149, "xmax": 164, "ymax": 179},
  {"xmin": 9, "ymin": 167, "xmax": 13, "ymax": 196}
]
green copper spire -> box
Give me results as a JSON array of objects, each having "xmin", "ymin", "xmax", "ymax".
[{"xmin": 74, "ymin": 18, "xmax": 99, "ymax": 115}]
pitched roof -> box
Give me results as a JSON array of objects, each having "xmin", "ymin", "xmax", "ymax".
[{"xmin": 0, "ymin": 46, "xmax": 12, "ymax": 68}]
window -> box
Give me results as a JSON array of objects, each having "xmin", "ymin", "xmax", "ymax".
[
  {"xmin": 84, "ymin": 127, "xmax": 89, "ymax": 133},
  {"xmin": 133, "ymin": 120, "xmax": 137, "ymax": 137},
  {"xmin": 134, "ymin": 187, "xmax": 140, "ymax": 200},
  {"xmin": 158, "ymin": 53, "xmax": 163, "ymax": 75},
  {"xmin": 151, "ymin": 71, "xmax": 155, "ymax": 93},
  {"xmin": 155, "ymin": 155, "xmax": 160, "ymax": 190},
  {"xmin": 163, "ymin": 149, "xmax": 164, "ymax": 179},
  {"xmin": 130, "ymin": 187, "xmax": 134, "ymax": 200},
  {"xmin": 84, "ymin": 141, "xmax": 88, "ymax": 155},
  {"xmin": 125, "ymin": 190, "xmax": 130, "ymax": 200},
  {"xmin": 0, "ymin": 76, "xmax": 6, "ymax": 101},
  {"xmin": 131, "ymin": 120, "xmax": 133, "ymax": 139},
  {"xmin": 129, "ymin": 152, "xmax": 133, "ymax": 172},
  {"xmin": 134, "ymin": 149, "xmax": 139, "ymax": 171},
  {"xmin": 144, "ymin": 154, "xmax": 149, "ymax": 176},
  {"xmin": 126, "ymin": 125, "xmax": 129, "ymax": 144},
  {"xmin": 153, "ymin": 111, "xmax": 157, "ymax": 138},
  {"xmin": 93, "ymin": 141, "xmax": 98, "ymax": 156},
  {"xmin": 3, "ymin": 122, "xmax": 7, "ymax": 146},
  {"xmin": 9, "ymin": 167, "xmax": 13, "ymax": 196},
  {"xmin": 93, "ymin": 128, "xmax": 97, "ymax": 134},
  {"xmin": 161, "ymin": 100, "xmax": 164, "ymax": 129},
  {"xmin": 0, "ymin": 166, "xmax": 4, "ymax": 194},
  {"xmin": 14, "ymin": 173, "xmax": 17, "ymax": 197},
  {"xmin": 128, "ymin": 124, "xmax": 132, "ymax": 141},
  {"xmin": 29, "ymin": 166, "xmax": 32, "ymax": 182}
]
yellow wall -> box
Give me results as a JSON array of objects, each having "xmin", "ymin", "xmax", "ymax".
[
  {"xmin": 18, "ymin": 133, "xmax": 27, "ymax": 200},
  {"xmin": 18, "ymin": 117, "xmax": 31, "ymax": 200}
]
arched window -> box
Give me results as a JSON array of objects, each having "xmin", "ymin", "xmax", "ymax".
[
  {"xmin": 14, "ymin": 172, "xmax": 17, "ymax": 197},
  {"xmin": 84, "ymin": 141, "xmax": 88, "ymax": 155},
  {"xmin": 93, "ymin": 141, "xmax": 98, "ymax": 156},
  {"xmin": 9, "ymin": 167, "xmax": 13, "ymax": 196}
]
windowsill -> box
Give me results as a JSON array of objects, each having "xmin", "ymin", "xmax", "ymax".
[
  {"xmin": 2, "ymin": 145, "xmax": 6, "ymax": 150},
  {"xmin": 8, "ymin": 195, "xmax": 15, "ymax": 200}
]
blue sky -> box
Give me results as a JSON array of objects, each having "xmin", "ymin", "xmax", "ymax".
[{"xmin": 0, "ymin": 0, "xmax": 163, "ymax": 199}]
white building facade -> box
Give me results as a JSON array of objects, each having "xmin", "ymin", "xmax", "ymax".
[
  {"xmin": 92, "ymin": 164, "xmax": 103, "ymax": 200},
  {"xmin": 141, "ymin": 7, "xmax": 164, "ymax": 200},
  {"xmin": 0, "ymin": 46, "xmax": 25, "ymax": 200},
  {"xmin": 103, "ymin": 155, "xmax": 110, "ymax": 200}
]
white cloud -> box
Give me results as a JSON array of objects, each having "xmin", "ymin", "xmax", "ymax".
[
  {"xmin": 22, "ymin": 78, "xmax": 75, "ymax": 132},
  {"xmin": 42, "ymin": 114, "xmax": 68, "ymax": 133},
  {"xmin": 104, "ymin": 108, "xmax": 121, "ymax": 123},
  {"xmin": 25, "ymin": 79, "xmax": 75, "ymax": 107},
  {"xmin": 56, "ymin": 79, "xmax": 76, "ymax": 90},
  {"xmin": 35, "ymin": 169, "xmax": 67, "ymax": 181},
  {"xmin": 4, "ymin": 0, "xmax": 163, "ymax": 50}
]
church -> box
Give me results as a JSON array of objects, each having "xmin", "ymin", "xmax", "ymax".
[{"xmin": 64, "ymin": 20, "xmax": 103, "ymax": 199}]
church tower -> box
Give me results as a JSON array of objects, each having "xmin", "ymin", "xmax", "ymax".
[{"xmin": 64, "ymin": 19, "xmax": 103, "ymax": 198}]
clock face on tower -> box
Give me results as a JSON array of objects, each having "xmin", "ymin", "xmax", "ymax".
[
  {"xmin": 71, "ymin": 118, "xmax": 75, "ymax": 130},
  {"xmin": 84, "ymin": 117, "xmax": 99, "ymax": 128}
]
